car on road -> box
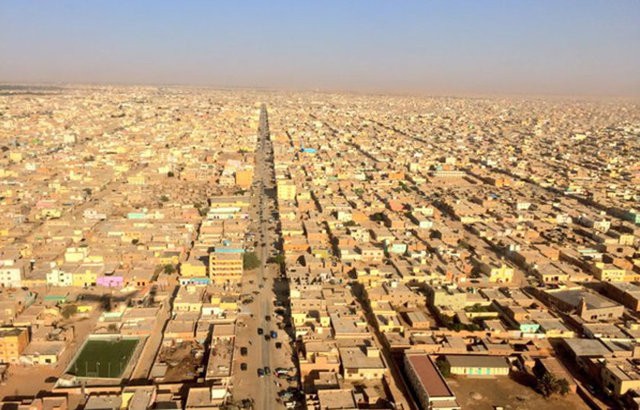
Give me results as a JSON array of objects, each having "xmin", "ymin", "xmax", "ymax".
[
  {"xmin": 240, "ymin": 363, "xmax": 247, "ymax": 371},
  {"xmin": 257, "ymin": 368, "xmax": 265, "ymax": 377}
]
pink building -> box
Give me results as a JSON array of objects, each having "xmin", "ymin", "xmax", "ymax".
[{"xmin": 97, "ymin": 276, "xmax": 124, "ymax": 288}]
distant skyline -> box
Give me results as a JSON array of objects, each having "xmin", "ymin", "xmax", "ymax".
[{"xmin": 1, "ymin": 0, "xmax": 639, "ymax": 97}]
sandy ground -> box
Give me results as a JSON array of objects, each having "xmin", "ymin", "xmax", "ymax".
[
  {"xmin": 0, "ymin": 305, "xmax": 101, "ymax": 399},
  {"xmin": 447, "ymin": 372, "xmax": 589, "ymax": 410}
]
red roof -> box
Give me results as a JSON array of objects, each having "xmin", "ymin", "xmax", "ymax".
[{"xmin": 406, "ymin": 354, "xmax": 453, "ymax": 398}]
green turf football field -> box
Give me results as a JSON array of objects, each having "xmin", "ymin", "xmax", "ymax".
[{"xmin": 70, "ymin": 338, "xmax": 139, "ymax": 378}]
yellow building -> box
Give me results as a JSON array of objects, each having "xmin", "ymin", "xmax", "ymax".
[
  {"xmin": 601, "ymin": 359, "xmax": 640, "ymax": 396},
  {"xmin": 181, "ymin": 258, "xmax": 207, "ymax": 277},
  {"xmin": 127, "ymin": 175, "xmax": 146, "ymax": 185},
  {"xmin": 72, "ymin": 270, "xmax": 98, "ymax": 287},
  {"xmin": 210, "ymin": 296, "xmax": 239, "ymax": 311},
  {"xmin": 355, "ymin": 268, "xmax": 387, "ymax": 288},
  {"xmin": 9, "ymin": 152, "xmax": 23, "ymax": 163},
  {"xmin": 77, "ymin": 304, "xmax": 94, "ymax": 313},
  {"xmin": 474, "ymin": 257, "xmax": 514, "ymax": 283},
  {"xmin": 277, "ymin": 181, "xmax": 297, "ymax": 201},
  {"xmin": 0, "ymin": 327, "xmax": 29, "ymax": 363},
  {"xmin": 593, "ymin": 263, "xmax": 626, "ymax": 282},
  {"xmin": 487, "ymin": 263, "xmax": 514, "ymax": 283},
  {"xmin": 209, "ymin": 252, "xmax": 243, "ymax": 285},
  {"xmin": 156, "ymin": 250, "xmax": 180, "ymax": 266},
  {"xmin": 64, "ymin": 247, "xmax": 89, "ymax": 263}
]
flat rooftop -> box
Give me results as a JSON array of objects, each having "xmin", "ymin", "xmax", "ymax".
[
  {"xmin": 563, "ymin": 338, "xmax": 612, "ymax": 357},
  {"xmin": 405, "ymin": 354, "xmax": 454, "ymax": 398},
  {"xmin": 548, "ymin": 288, "xmax": 619, "ymax": 309},
  {"xmin": 445, "ymin": 355, "xmax": 509, "ymax": 369}
]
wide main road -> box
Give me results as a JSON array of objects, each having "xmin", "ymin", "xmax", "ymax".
[
  {"xmin": 256, "ymin": 104, "xmax": 277, "ymax": 408},
  {"xmin": 232, "ymin": 104, "xmax": 285, "ymax": 409}
]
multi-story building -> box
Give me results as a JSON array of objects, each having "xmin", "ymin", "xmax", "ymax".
[
  {"xmin": 0, "ymin": 259, "xmax": 24, "ymax": 288},
  {"xmin": 46, "ymin": 267, "xmax": 73, "ymax": 287},
  {"xmin": 0, "ymin": 327, "xmax": 29, "ymax": 363},
  {"xmin": 209, "ymin": 250, "xmax": 243, "ymax": 285}
]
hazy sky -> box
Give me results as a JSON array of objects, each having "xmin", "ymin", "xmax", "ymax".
[{"xmin": 1, "ymin": 1, "xmax": 639, "ymax": 96}]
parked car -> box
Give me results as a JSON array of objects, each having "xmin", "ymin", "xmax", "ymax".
[
  {"xmin": 257, "ymin": 328, "xmax": 263, "ymax": 335},
  {"xmin": 240, "ymin": 363, "xmax": 247, "ymax": 371},
  {"xmin": 270, "ymin": 330, "xmax": 278, "ymax": 339},
  {"xmin": 257, "ymin": 368, "xmax": 265, "ymax": 377},
  {"xmin": 240, "ymin": 347, "xmax": 248, "ymax": 356}
]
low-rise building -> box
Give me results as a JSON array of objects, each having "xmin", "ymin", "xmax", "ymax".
[
  {"xmin": 445, "ymin": 355, "xmax": 510, "ymax": 376},
  {"xmin": 338, "ymin": 346, "xmax": 386, "ymax": 381},
  {"xmin": 403, "ymin": 353, "xmax": 461, "ymax": 410}
]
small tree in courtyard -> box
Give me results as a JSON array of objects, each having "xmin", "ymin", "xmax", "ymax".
[
  {"xmin": 243, "ymin": 252, "xmax": 261, "ymax": 270},
  {"xmin": 61, "ymin": 304, "xmax": 78, "ymax": 319},
  {"xmin": 537, "ymin": 372, "xmax": 570, "ymax": 398},
  {"xmin": 435, "ymin": 356, "xmax": 451, "ymax": 377}
]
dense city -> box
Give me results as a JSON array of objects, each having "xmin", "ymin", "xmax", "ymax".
[{"xmin": 0, "ymin": 86, "xmax": 638, "ymax": 410}]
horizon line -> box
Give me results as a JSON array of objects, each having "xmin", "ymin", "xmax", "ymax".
[{"xmin": 1, "ymin": 80, "xmax": 639, "ymax": 102}]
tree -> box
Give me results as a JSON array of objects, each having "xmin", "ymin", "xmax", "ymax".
[
  {"xmin": 167, "ymin": 171, "xmax": 175, "ymax": 177},
  {"xmin": 371, "ymin": 212, "xmax": 385, "ymax": 222},
  {"xmin": 435, "ymin": 356, "xmax": 451, "ymax": 377},
  {"xmin": 268, "ymin": 254, "xmax": 286, "ymax": 267},
  {"xmin": 558, "ymin": 378, "xmax": 570, "ymax": 396},
  {"xmin": 160, "ymin": 195, "xmax": 169, "ymax": 202},
  {"xmin": 536, "ymin": 372, "xmax": 570, "ymax": 398},
  {"xmin": 163, "ymin": 264, "xmax": 176, "ymax": 275},
  {"xmin": 194, "ymin": 202, "xmax": 209, "ymax": 217},
  {"xmin": 61, "ymin": 304, "xmax": 78, "ymax": 319},
  {"xmin": 243, "ymin": 252, "xmax": 261, "ymax": 270}
]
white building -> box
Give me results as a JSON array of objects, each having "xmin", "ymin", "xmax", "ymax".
[{"xmin": 0, "ymin": 259, "xmax": 24, "ymax": 288}]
